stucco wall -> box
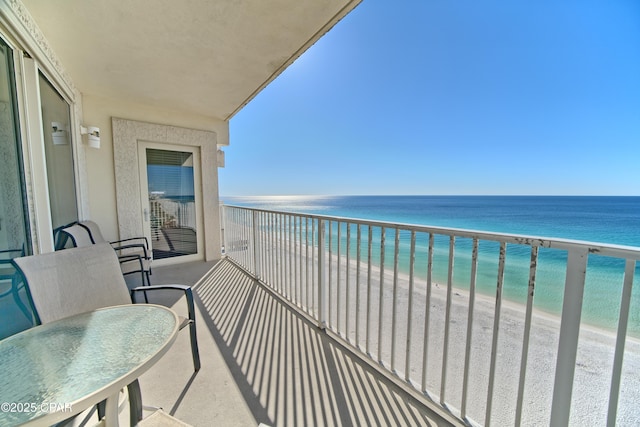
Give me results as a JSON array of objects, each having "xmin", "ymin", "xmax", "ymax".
[{"xmin": 81, "ymin": 94, "xmax": 228, "ymax": 254}]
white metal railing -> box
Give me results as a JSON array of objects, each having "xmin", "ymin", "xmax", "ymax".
[{"xmin": 221, "ymin": 204, "xmax": 640, "ymax": 426}]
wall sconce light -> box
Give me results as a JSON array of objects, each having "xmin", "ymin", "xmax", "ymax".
[
  {"xmin": 51, "ymin": 122, "xmax": 68, "ymax": 145},
  {"xmin": 81, "ymin": 126, "xmax": 100, "ymax": 148}
]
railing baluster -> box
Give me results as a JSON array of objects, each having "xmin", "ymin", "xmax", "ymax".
[
  {"xmin": 299, "ymin": 216, "xmax": 304, "ymax": 307},
  {"xmin": 293, "ymin": 216, "xmax": 298, "ymax": 305},
  {"xmin": 271, "ymin": 212, "xmax": 276, "ymax": 289},
  {"xmin": 422, "ymin": 232, "xmax": 434, "ymax": 392},
  {"xmin": 252, "ymin": 210, "xmax": 260, "ymax": 279},
  {"xmin": 377, "ymin": 227, "xmax": 386, "ymax": 363},
  {"xmin": 337, "ymin": 221, "xmax": 342, "ymax": 334},
  {"xmin": 274, "ymin": 213, "xmax": 279, "ymax": 291},
  {"xmin": 366, "ymin": 225, "xmax": 373, "ymax": 354},
  {"xmin": 391, "ymin": 228, "xmax": 400, "ymax": 371},
  {"xmin": 274, "ymin": 212, "xmax": 278, "ymax": 291},
  {"xmin": 283, "ymin": 214, "xmax": 288, "ymax": 296},
  {"xmin": 266, "ymin": 212, "xmax": 270, "ymax": 285},
  {"xmin": 515, "ymin": 245, "xmax": 538, "ymax": 426},
  {"xmin": 229, "ymin": 207, "xmax": 233, "ymax": 254},
  {"xmin": 441, "ymin": 235, "xmax": 456, "ymax": 404},
  {"xmin": 283, "ymin": 213, "xmax": 287, "ymax": 295},
  {"xmin": 328, "ymin": 221, "xmax": 333, "ymax": 328},
  {"xmin": 288, "ymin": 214, "xmax": 293, "ymax": 300},
  {"xmin": 246, "ymin": 208, "xmax": 251, "ymax": 267},
  {"xmin": 346, "ymin": 223, "xmax": 351, "ymax": 341},
  {"xmin": 405, "ymin": 230, "xmax": 416, "ymax": 382},
  {"xmin": 243, "ymin": 208, "xmax": 248, "ymax": 267},
  {"xmin": 254, "ymin": 210, "xmax": 258, "ymax": 275},
  {"xmin": 312, "ymin": 219, "xmax": 316, "ymax": 313},
  {"xmin": 234, "ymin": 207, "xmax": 239, "ymax": 262},
  {"xmin": 317, "ymin": 219, "xmax": 326, "ymax": 329},
  {"xmin": 356, "ymin": 224, "xmax": 362, "ymax": 347},
  {"xmin": 284, "ymin": 214, "xmax": 288, "ymax": 296},
  {"xmin": 461, "ymin": 238, "xmax": 479, "ymax": 420},
  {"xmin": 485, "ymin": 241, "xmax": 507, "ymax": 427},
  {"xmin": 550, "ymin": 247, "xmax": 588, "ymax": 427},
  {"xmin": 304, "ymin": 217, "xmax": 313, "ymax": 313},
  {"xmin": 261, "ymin": 211, "xmax": 266, "ymax": 281},
  {"xmin": 276, "ymin": 213, "xmax": 286, "ymax": 297},
  {"xmin": 607, "ymin": 259, "xmax": 636, "ymax": 427},
  {"xmin": 274, "ymin": 213, "xmax": 278, "ymax": 288}
]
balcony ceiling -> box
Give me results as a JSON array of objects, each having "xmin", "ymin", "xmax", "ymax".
[{"xmin": 21, "ymin": 0, "xmax": 361, "ymax": 120}]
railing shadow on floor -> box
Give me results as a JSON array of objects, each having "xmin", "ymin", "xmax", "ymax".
[{"xmin": 193, "ymin": 258, "xmax": 451, "ymax": 427}]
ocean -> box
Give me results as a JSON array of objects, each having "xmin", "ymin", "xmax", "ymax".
[{"xmin": 222, "ymin": 195, "xmax": 640, "ymax": 335}]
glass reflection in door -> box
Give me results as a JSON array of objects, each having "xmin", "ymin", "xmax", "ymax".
[
  {"xmin": 39, "ymin": 73, "xmax": 77, "ymax": 229},
  {"xmin": 146, "ymin": 148, "xmax": 198, "ymax": 259}
]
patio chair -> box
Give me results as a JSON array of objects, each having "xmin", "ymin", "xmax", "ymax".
[
  {"xmin": 79, "ymin": 220, "xmax": 151, "ymax": 262},
  {"xmin": 53, "ymin": 221, "xmax": 78, "ymax": 249},
  {"xmin": 0, "ymin": 247, "xmax": 31, "ymax": 321},
  {"xmin": 14, "ymin": 243, "xmax": 200, "ymax": 424},
  {"xmin": 59, "ymin": 222, "xmax": 152, "ymax": 286}
]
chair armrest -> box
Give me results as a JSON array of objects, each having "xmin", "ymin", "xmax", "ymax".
[
  {"xmin": 132, "ymin": 284, "xmax": 190, "ymax": 292},
  {"xmin": 117, "ymin": 253, "xmax": 147, "ymax": 270},
  {"xmin": 0, "ymin": 249, "xmax": 24, "ymax": 256},
  {"xmin": 112, "ymin": 236, "xmax": 149, "ymax": 249},
  {"xmin": 130, "ymin": 285, "xmax": 196, "ymax": 322},
  {"xmin": 111, "ymin": 242, "xmax": 150, "ymax": 259},
  {"xmin": 0, "ymin": 249, "xmax": 24, "ymax": 261}
]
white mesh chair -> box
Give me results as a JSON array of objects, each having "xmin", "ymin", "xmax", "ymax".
[
  {"xmin": 59, "ymin": 222, "xmax": 152, "ymax": 286},
  {"xmin": 13, "ymin": 244, "xmax": 201, "ymax": 425},
  {"xmin": 79, "ymin": 220, "xmax": 151, "ymax": 262}
]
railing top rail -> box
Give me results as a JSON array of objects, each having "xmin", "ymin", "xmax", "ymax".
[{"xmin": 223, "ymin": 204, "xmax": 640, "ymax": 260}]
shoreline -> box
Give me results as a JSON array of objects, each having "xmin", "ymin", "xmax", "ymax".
[
  {"xmin": 318, "ymin": 244, "xmax": 640, "ymax": 425},
  {"xmin": 327, "ymin": 244, "xmax": 639, "ymax": 344}
]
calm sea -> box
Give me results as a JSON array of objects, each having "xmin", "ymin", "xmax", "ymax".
[{"xmin": 222, "ymin": 195, "xmax": 640, "ymax": 335}]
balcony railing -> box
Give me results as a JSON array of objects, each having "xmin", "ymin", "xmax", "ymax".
[{"xmin": 221, "ymin": 204, "xmax": 640, "ymax": 426}]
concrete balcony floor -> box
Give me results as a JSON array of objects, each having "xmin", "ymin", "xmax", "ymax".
[{"xmin": 133, "ymin": 258, "xmax": 452, "ymax": 426}]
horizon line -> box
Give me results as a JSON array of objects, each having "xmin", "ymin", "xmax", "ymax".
[{"xmin": 220, "ymin": 194, "xmax": 640, "ymax": 198}]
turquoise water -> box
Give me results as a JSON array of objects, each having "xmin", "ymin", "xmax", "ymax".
[{"xmin": 223, "ymin": 195, "xmax": 640, "ymax": 335}]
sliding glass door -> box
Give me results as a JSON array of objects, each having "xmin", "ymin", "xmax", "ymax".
[{"xmin": 0, "ymin": 37, "xmax": 34, "ymax": 337}]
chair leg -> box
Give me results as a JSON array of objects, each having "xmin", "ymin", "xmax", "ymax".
[
  {"xmin": 140, "ymin": 271, "xmax": 152, "ymax": 302},
  {"xmin": 189, "ymin": 321, "xmax": 201, "ymax": 372},
  {"xmin": 144, "ymin": 270, "xmax": 152, "ymax": 286},
  {"xmin": 97, "ymin": 400, "xmax": 105, "ymax": 421},
  {"xmin": 127, "ymin": 380, "xmax": 143, "ymax": 426},
  {"xmin": 12, "ymin": 278, "xmax": 32, "ymax": 321},
  {"xmin": 183, "ymin": 287, "xmax": 201, "ymax": 372}
]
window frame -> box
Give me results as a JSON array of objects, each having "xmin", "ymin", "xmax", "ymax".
[{"xmin": 0, "ymin": 21, "xmax": 85, "ymax": 254}]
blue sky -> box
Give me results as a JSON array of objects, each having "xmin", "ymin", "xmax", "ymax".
[{"xmin": 220, "ymin": 0, "xmax": 640, "ymax": 196}]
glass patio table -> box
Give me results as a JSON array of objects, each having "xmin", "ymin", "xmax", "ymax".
[{"xmin": 0, "ymin": 304, "xmax": 178, "ymax": 427}]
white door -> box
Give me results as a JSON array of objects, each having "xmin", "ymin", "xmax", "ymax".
[{"xmin": 138, "ymin": 142, "xmax": 204, "ymax": 265}]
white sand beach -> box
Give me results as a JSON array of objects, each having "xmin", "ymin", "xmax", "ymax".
[{"xmin": 264, "ymin": 244, "xmax": 640, "ymax": 426}]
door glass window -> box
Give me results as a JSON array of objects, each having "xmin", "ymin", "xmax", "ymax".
[
  {"xmin": 146, "ymin": 148, "xmax": 198, "ymax": 259},
  {"xmin": 39, "ymin": 73, "xmax": 77, "ymax": 229},
  {"xmin": 0, "ymin": 37, "xmax": 35, "ymax": 338}
]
